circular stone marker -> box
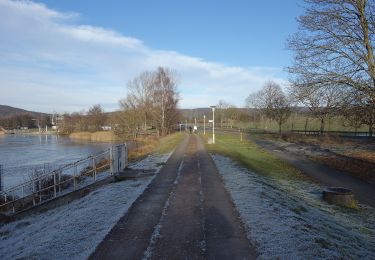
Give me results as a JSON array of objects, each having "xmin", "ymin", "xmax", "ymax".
[{"xmin": 322, "ymin": 187, "xmax": 357, "ymax": 208}]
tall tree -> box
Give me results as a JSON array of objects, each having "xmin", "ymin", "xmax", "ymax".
[
  {"xmin": 150, "ymin": 67, "xmax": 180, "ymax": 136},
  {"xmin": 115, "ymin": 67, "xmax": 180, "ymax": 138},
  {"xmin": 87, "ymin": 104, "xmax": 107, "ymax": 131},
  {"xmin": 288, "ymin": 0, "xmax": 375, "ymax": 99},
  {"xmin": 216, "ymin": 100, "xmax": 230, "ymax": 128}
]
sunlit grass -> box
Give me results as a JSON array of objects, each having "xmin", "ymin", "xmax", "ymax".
[
  {"xmin": 69, "ymin": 131, "xmax": 120, "ymax": 142},
  {"xmin": 202, "ymin": 133, "xmax": 305, "ymax": 181},
  {"xmin": 157, "ymin": 132, "xmax": 186, "ymax": 154},
  {"xmin": 128, "ymin": 132, "xmax": 186, "ymax": 161}
]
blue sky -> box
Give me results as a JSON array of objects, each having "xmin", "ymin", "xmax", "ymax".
[{"xmin": 0, "ymin": 0, "xmax": 303, "ymax": 113}]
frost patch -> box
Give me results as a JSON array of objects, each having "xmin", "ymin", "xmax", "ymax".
[
  {"xmin": 212, "ymin": 154, "xmax": 375, "ymax": 259},
  {"xmin": 0, "ymin": 153, "xmax": 170, "ymax": 260}
]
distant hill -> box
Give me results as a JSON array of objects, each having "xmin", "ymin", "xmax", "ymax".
[{"xmin": 0, "ymin": 105, "xmax": 48, "ymax": 118}]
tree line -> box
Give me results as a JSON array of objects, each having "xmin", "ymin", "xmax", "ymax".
[
  {"xmin": 0, "ymin": 114, "xmax": 51, "ymax": 130},
  {"xmin": 48, "ymin": 67, "xmax": 180, "ymax": 139},
  {"xmin": 58, "ymin": 104, "xmax": 108, "ymax": 134}
]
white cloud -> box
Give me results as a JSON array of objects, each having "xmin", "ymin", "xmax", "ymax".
[{"xmin": 0, "ymin": 0, "xmax": 286, "ymax": 113}]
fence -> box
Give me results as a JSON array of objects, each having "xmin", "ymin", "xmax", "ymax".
[
  {"xmin": 0, "ymin": 143, "xmax": 127, "ymax": 214},
  {"xmin": 290, "ymin": 130, "xmax": 371, "ymax": 137},
  {"xmin": 0, "ymin": 164, "xmax": 3, "ymax": 192}
]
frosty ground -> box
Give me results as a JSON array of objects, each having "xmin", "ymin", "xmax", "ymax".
[
  {"xmin": 213, "ymin": 154, "xmax": 375, "ymax": 259},
  {"xmin": 0, "ymin": 153, "xmax": 170, "ymax": 260},
  {"xmin": 1, "ymin": 150, "xmax": 375, "ymax": 259}
]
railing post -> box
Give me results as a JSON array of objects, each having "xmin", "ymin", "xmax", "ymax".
[
  {"xmin": 0, "ymin": 164, "xmax": 3, "ymax": 192},
  {"xmin": 53, "ymin": 172, "xmax": 57, "ymax": 198},
  {"xmin": 12, "ymin": 192, "xmax": 15, "ymax": 213},
  {"xmin": 39, "ymin": 180, "xmax": 42, "ymax": 203},
  {"xmin": 73, "ymin": 163, "xmax": 77, "ymax": 190},
  {"xmin": 58, "ymin": 170, "xmax": 61, "ymax": 193},
  {"xmin": 32, "ymin": 180, "xmax": 36, "ymax": 206},
  {"xmin": 109, "ymin": 147, "xmax": 114, "ymax": 175},
  {"xmin": 124, "ymin": 143, "xmax": 128, "ymax": 169},
  {"xmin": 92, "ymin": 156, "xmax": 97, "ymax": 181}
]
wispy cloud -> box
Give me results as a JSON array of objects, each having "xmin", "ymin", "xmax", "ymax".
[{"xmin": 0, "ymin": 0, "xmax": 287, "ymax": 112}]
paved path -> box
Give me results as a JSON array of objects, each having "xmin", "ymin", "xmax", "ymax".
[
  {"xmin": 90, "ymin": 134, "xmax": 256, "ymax": 260},
  {"xmin": 246, "ymin": 134, "xmax": 375, "ymax": 208}
]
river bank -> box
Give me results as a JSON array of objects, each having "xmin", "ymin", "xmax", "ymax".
[{"xmin": 69, "ymin": 131, "xmax": 120, "ymax": 142}]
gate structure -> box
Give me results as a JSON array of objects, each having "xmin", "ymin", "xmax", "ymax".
[{"xmin": 0, "ymin": 143, "xmax": 128, "ymax": 214}]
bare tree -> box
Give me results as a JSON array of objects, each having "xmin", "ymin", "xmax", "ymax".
[
  {"xmin": 342, "ymin": 89, "xmax": 375, "ymax": 135},
  {"xmin": 150, "ymin": 67, "xmax": 180, "ymax": 136},
  {"xmin": 287, "ymin": 0, "xmax": 375, "ymax": 134},
  {"xmin": 115, "ymin": 67, "xmax": 180, "ymax": 138},
  {"xmin": 246, "ymin": 81, "xmax": 291, "ymax": 135},
  {"xmin": 87, "ymin": 104, "xmax": 107, "ymax": 131},
  {"xmin": 216, "ymin": 100, "xmax": 230, "ymax": 128},
  {"xmin": 226, "ymin": 105, "xmax": 240, "ymax": 128},
  {"xmin": 289, "ymin": 84, "xmax": 343, "ymax": 134}
]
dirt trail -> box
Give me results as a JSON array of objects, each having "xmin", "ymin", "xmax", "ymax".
[
  {"xmin": 247, "ymin": 134, "xmax": 375, "ymax": 208},
  {"xmin": 90, "ymin": 134, "xmax": 256, "ymax": 259}
]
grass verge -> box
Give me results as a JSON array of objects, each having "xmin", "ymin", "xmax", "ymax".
[
  {"xmin": 202, "ymin": 133, "xmax": 305, "ymax": 181},
  {"xmin": 157, "ymin": 132, "xmax": 187, "ymax": 154},
  {"xmin": 128, "ymin": 132, "xmax": 186, "ymax": 161}
]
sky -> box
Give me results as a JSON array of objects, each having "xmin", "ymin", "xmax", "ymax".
[{"xmin": 0, "ymin": 0, "xmax": 304, "ymax": 113}]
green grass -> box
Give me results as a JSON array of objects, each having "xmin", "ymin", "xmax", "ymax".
[
  {"xmin": 157, "ymin": 132, "xmax": 186, "ymax": 154},
  {"xmin": 202, "ymin": 133, "xmax": 305, "ymax": 181}
]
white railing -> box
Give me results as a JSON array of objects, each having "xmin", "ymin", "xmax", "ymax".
[{"xmin": 0, "ymin": 143, "xmax": 127, "ymax": 214}]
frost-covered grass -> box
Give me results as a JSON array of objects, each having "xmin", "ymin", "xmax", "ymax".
[
  {"xmin": 0, "ymin": 153, "xmax": 170, "ymax": 260},
  {"xmin": 213, "ymin": 155, "xmax": 375, "ymax": 259}
]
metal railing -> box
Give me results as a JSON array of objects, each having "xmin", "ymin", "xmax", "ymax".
[{"xmin": 0, "ymin": 143, "xmax": 127, "ymax": 214}]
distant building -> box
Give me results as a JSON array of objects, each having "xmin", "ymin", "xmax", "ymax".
[{"xmin": 101, "ymin": 126, "xmax": 112, "ymax": 131}]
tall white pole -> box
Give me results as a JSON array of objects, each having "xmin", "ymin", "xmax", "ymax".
[
  {"xmin": 212, "ymin": 108, "xmax": 215, "ymax": 144},
  {"xmin": 203, "ymin": 115, "xmax": 206, "ymax": 135}
]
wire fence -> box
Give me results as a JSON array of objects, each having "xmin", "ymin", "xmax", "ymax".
[{"xmin": 0, "ymin": 143, "xmax": 127, "ymax": 214}]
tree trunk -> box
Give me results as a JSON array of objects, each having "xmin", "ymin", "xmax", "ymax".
[
  {"xmin": 320, "ymin": 117, "xmax": 325, "ymax": 135},
  {"xmin": 278, "ymin": 122, "xmax": 282, "ymax": 136},
  {"xmin": 369, "ymin": 124, "xmax": 373, "ymax": 137},
  {"xmin": 304, "ymin": 118, "xmax": 308, "ymax": 134}
]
